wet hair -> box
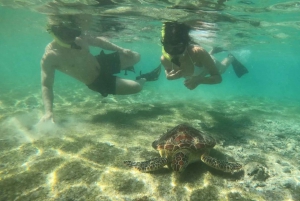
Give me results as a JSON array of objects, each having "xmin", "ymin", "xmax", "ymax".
[{"xmin": 162, "ymin": 21, "xmax": 191, "ymax": 46}]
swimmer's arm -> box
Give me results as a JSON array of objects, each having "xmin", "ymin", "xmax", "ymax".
[
  {"xmin": 160, "ymin": 56, "xmax": 182, "ymax": 80},
  {"xmin": 194, "ymin": 48, "xmax": 222, "ymax": 84},
  {"xmin": 41, "ymin": 55, "xmax": 55, "ymax": 121}
]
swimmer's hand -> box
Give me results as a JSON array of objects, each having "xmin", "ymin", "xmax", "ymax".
[
  {"xmin": 118, "ymin": 48, "xmax": 131, "ymax": 54},
  {"xmin": 74, "ymin": 37, "xmax": 89, "ymax": 49},
  {"xmin": 39, "ymin": 113, "xmax": 54, "ymax": 124},
  {"xmin": 184, "ymin": 77, "xmax": 200, "ymax": 90},
  {"xmin": 118, "ymin": 49, "xmax": 140, "ymax": 65},
  {"xmin": 166, "ymin": 69, "xmax": 182, "ymax": 80}
]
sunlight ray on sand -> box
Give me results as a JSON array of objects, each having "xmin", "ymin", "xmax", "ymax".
[{"xmin": 7, "ymin": 117, "xmax": 36, "ymax": 143}]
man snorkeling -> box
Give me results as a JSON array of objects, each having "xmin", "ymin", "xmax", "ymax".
[
  {"xmin": 40, "ymin": 14, "xmax": 161, "ymax": 123},
  {"xmin": 160, "ymin": 21, "xmax": 248, "ymax": 90}
]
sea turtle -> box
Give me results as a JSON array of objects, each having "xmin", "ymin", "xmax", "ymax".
[{"xmin": 124, "ymin": 124, "xmax": 242, "ymax": 173}]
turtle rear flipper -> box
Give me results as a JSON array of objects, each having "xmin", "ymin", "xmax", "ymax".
[
  {"xmin": 124, "ymin": 157, "xmax": 168, "ymax": 172},
  {"xmin": 201, "ymin": 154, "xmax": 242, "ymax": 173}
]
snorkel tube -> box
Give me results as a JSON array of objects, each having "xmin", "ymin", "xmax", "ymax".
[{"xmin": 161, "ymin": 23, "xmax": 172, "ymax": 61}]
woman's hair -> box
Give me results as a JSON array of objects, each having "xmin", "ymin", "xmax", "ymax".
[{"xmin": 162, "ymin": 21, "xmax": 191, "ymax": 45}]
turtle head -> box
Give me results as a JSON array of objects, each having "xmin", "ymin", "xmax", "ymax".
[{"xmin": 171, "ymin": 150, "xmax": 190, "ymax": 172}]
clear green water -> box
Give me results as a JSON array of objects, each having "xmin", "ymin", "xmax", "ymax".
[{"xmin": 0, "ymin": 1, "xmax": 300, "ymax": 201}]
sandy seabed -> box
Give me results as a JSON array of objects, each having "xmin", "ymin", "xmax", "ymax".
[{"xmin": 0, "ymin": 85, "xmax": 300, "ymax": 201}]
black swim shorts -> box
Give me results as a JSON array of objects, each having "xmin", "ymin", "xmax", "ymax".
[{"xmin": 87, "ymin": 50, "xmax": 121, "ymax": 97}]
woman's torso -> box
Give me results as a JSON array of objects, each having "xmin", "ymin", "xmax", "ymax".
[{"xmin": 170, "ymin": 45, "xmax": 206, "ymax": 79}]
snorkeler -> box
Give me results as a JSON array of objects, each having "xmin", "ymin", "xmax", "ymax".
[
  {"xmin": 160, "ymin": 21, "xmax": 248, "ymax": 90},
  {"xmin": 40, "ymin": 14, "xmax": 160, "ymax": 123}
]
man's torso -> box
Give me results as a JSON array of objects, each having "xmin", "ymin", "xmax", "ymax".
[{"xmin": 44, "ymin": 41, "xmax": 100, "ymax": 85}]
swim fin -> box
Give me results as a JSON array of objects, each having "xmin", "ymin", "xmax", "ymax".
[
  {"xmin": 136, "ymin": 64, "xmax": 161, "ymax": 81},
  {"xmin": 124, "ymin": 66, "xmax": 135, "ymax": 75},
  {"xmin": 230, "ymin": 54, "xmax": 249, "ymax": 78}
]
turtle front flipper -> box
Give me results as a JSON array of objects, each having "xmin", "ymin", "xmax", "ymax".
[
  {"xmin": 124, "ymin": 157, "xmax": 168, "ymax": 172},
  {"xmin": 201, "ymin": 154, "xmax": 242, "ymax": 173}
]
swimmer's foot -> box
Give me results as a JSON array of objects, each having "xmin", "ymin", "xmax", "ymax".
[
  {"xmin": 136, "ymin": 64, "xmax": 161, "ymax": 81},
  {"xmin": 229, "ymin": 54, "xmax": 249, "ymax": 78},
  {"xmin": 210, "ymin": 47, "xmax": 226, "ymax": 55}
]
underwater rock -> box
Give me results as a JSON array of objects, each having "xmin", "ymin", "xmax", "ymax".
[{"xmin": 244, "ymin": 162, "xmax": 270, "ymax": 181}]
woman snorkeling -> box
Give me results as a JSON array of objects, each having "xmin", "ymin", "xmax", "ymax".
[{"xmin": 160, "ymin": 21, "xmax": 248, "ymax": 90}]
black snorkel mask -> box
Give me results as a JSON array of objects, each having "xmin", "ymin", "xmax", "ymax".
[
  {"xmin": 48, "ymin": 24, "xmax": 82, "ymax": 49},
  {"xmin": 162, "ymin": 40, "xmax": 187, "ymax": 66},
  {"xmin": 51, "ymin": 24, "xmax": 81, "ymax": 39},
  {"xmin": 162, "ymin": 41, "xmax": 187, "ymax": 56},
  {"xmin": 161, "ymin": 21, "xmax": 191, "ymax": 67}
]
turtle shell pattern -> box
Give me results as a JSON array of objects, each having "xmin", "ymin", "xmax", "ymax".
[{"xmin": 152, "ymin": 124, "xmax": 216, "ymax": 154}]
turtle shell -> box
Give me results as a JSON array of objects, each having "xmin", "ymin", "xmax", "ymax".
[{"xmin": 152, "ymin": 124, "xmax": 216, "ymax": 152}]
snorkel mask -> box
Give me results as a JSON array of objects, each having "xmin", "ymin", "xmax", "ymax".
[
  {"xmin": 161, "ymin": 22, "xmax": 191, "ymax": 66},
  {"xmin": 161, "ymin": 40, "xmax": 187, "ymax": 66},
  {"xmin": 47, "ymin": 23, "xmax": 82, "ymax": 49},
  {"xmin": 162, "ymin": 41, "xmax": 187, "ymax": 55}
]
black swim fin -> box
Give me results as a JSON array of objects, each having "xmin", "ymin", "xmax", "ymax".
[
  {"xmin": 230, "ymin": 54, "xmax": 249, "ymax": 78},
  {"xmin": 124, "ymin": 66, "xmax": 135, "ymax": 75},
  {"xmin": 136, "ymin": 64, "xmax": 161, "ymax": 81}
]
